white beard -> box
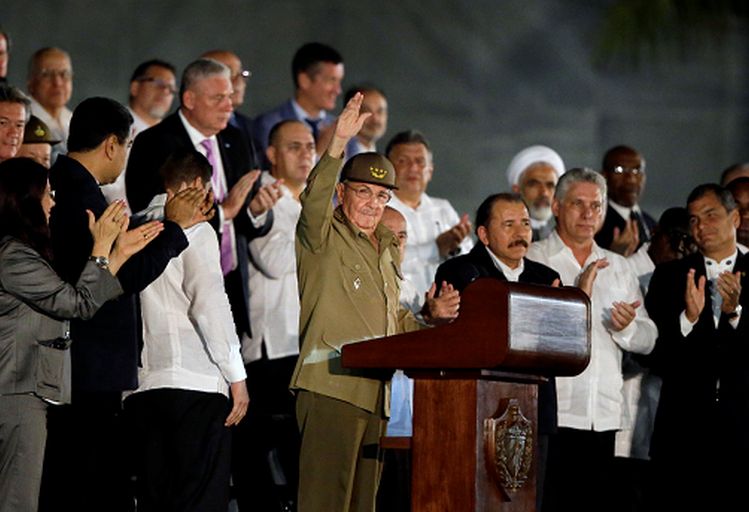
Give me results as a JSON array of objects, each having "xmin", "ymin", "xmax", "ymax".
[{"xmin": 528, "ymin": 205, "xmax": 552, "ymax": 222}]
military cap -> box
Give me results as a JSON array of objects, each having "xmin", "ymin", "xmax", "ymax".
[
  {"xmin": 340, "ymin": 152, "xmax": 398, "ymax": 190},
  {"xmin": 23, "ymin": 115, "xmax": 61, "ymax": 145}
]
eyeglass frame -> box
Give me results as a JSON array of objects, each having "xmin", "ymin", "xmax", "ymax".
[
  {"xmin": 343, "ymin": 181, "xmax": 392, "ymax": 205},
  {"xmin": 135, "ymin": 76, "xmax": 178, "ymax": 95},
  {"xmin": 231, "ymin": 69, "xmax": 252, "ymax": 82},
  {"xmin": 608, "ymin": 165, "xmax": 645, "ymax": 176}
]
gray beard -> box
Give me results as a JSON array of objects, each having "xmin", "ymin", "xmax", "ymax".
[{"xmin": 529, "ymin": 205, "xmax": 552, "ymax": 222}]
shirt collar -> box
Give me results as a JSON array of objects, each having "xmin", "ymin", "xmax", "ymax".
[
  {"xmin": 178, "ymin": 110, "xmax": 217, "ymax": 147},
  {"xmin": 547, "ymin": 229, "xmax": 605, "ymax": 260},
  {"xmin": 484, "ymin": 245, "xmax": 524, "ymax": 281},
  {"xmin": 608, "ymin": 200, "xmax": 641, "ymax": 221},
  {"xmin": 291, "ymin": 99, "xmax": 325, "ymax": 123},
  {"xmin": 704, "ymin": 250, "xmax": 738, "ymax": 279}
]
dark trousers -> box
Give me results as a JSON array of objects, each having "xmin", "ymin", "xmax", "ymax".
[
  {"xmin": 542, "ymin": 427, "xmax": 615, "ymax": 512},
  {"xmin": 232, "ymin": 354, "xmax": 299, "ymax": 512},
  {"xmin": 124, "ymin": 388, "xmax": 232, "ymax": 512},
  {"xmin": 39, "ymin": 391, "xmax": 134, "ymax": 512}
]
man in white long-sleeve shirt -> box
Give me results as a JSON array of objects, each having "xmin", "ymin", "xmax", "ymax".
[
  {"xmin": 527, "ymin": 167, "xmax": 657, "ymax": 512},
  {"xmin": 125, "ymin": 148, "xmax": 249, "ymax": 512},
  {"xmin": 232, "ymin": 119, "xmax": 315, "ymax": 512},
  {"xmin": 386, "ymin": 130, "xmax": 473, "ymax": 294}
]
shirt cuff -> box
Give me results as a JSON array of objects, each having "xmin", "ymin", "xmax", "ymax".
[
  {"xmin": 247, "ymin": 207, "xmax": 268, "ymax": 228},
  {"xmin": 680, "ymin": 310, "xmax": 697, "ymax": 337}
]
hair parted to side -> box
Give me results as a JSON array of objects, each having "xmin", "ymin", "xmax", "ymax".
[
  {"xmin": 179, "ymin": 58, "xmax": 230, "ymax": 103},
  {"xmin": 291, "ymin": 42, "xmax": 343, "ymax": 88},
  {"xmin": 474, "ymin": 192, "xmax": 527, "ymax": 235},
  {"xmin": 555, "ymin": 167, "xmax": 607, "ymax": 204},
  {"xmin": 67, "ymin": 97, "xmax": 133, "ymax": 153}
]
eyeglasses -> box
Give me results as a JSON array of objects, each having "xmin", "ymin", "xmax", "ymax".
[
  {"xmin": 231, "ymin": 69, "xmax": 252, "ymax": 82},
  {"xmin": 136, "ymin": 77, "xmax": 177, "ymax": 95},
  {"xmin": 609, "ymin": 165, "xmax": 644, "ymax": 176},
  {"xmin": 345, "ymin": 183, "xmax": 392, "ymax": 205},
  {"xmin": 37, "ymin": 69, "xmax": 73, "ymax": 81}
]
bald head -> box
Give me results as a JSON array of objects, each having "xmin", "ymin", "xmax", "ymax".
[{"xmin": 381, "ymin": 206, "xmax": 408, "ymax": 262}]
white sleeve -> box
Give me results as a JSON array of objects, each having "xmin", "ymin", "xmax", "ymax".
[
  {"xmin": 248, "ymin": 203, "xmax": 296, "ymax": 279},
  {"xmin": 182, "ymin": 224, "xmax": 246, "ymax": 383}
]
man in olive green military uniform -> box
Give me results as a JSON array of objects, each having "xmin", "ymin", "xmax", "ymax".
[{"xmin": 291, "ymin": 93, "xmax": 458, "ymax": 511}]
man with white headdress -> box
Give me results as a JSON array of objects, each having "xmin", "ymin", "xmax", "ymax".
[{"xmin": 506, "ymin": 145, "xmax": 565, "ymax": 241}]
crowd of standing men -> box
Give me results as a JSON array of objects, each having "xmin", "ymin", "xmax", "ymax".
[{"xmin": 1, "ymin": 26, "xmax": 749, "ymax": 512}]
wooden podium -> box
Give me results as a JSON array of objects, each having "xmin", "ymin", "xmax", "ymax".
[{"xmin": 341, "ymin": 278, "xmax": 590, "ymax": 512}]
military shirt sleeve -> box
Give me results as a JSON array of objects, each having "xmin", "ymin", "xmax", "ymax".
[{"xmin": 296, "ymin": 153, "xmax": 343, "ymax": 253}]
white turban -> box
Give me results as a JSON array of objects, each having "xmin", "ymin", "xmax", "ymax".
[{"xmin": 506, "ymin": 145, "xmax": 565, "ymax": 187}]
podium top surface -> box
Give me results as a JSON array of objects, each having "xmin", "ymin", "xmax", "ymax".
[{"xmin": 341, "ymin": 278, "xmax": 590, "ymax": 376}]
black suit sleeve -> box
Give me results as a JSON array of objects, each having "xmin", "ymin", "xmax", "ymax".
[
  {"xmin": 115, "ymin": 221, "xmax": 188, "ymax": 294},
  {"xmin": 126, "ymin": 129, "xmax": 169, "ymax": 213},
  {"xmin": 434, "ymin": 255, "xmax": 483, "ymax": 294}
]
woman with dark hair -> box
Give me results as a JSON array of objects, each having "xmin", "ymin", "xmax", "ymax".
[{"xmin": 0, "ymin": 157, "xmax": 162, "ymax": 512}]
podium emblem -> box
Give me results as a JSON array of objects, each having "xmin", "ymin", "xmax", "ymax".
[{"xmin": 484, "ymin": 399, "xmax": 534, "ymax": 496}]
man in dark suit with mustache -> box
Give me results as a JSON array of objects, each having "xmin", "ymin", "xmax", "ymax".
[
  {"xmin": 434, "ymin": 192, "xmax": 560, "ymax": 511},
  {"xmin": 646, "ymin": 183, "xmax": 749, "ymax": 511}
]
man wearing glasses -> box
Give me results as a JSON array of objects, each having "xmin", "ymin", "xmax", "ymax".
[
  {"xmin": 26, "ymin": 47, "xmax": 73, "ymax": 162},
  {"xmin": 127, "ymin": 59, "xmax": 177, "ymax": 135},
  {"xmin": 291, "ymin": 94, "xmax": 458, "ymax": 512},
  {"xmin": 102, "ymin": 59, "xmax": 177, "ymax": 210},
  {"xmin": 595, "ymin": 145, "xmax": 657, "ymax": 256}
]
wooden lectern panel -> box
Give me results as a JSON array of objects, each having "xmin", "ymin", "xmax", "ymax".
[{"xmin": 342, "ymin": 278, "xmax": 590, "ymax": 376}]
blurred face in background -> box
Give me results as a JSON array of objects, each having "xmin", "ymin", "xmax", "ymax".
[
  {"xmin": 16, "ymin": 142, "xmax": 52, "ymax": 168},
  {"xmin": 358, "ymin": 91, "xmax": 388, "ymax": 145},
  {"xmin": 28, "ymin": 49, "xmax": 73, "ymax": 113},
  {"xmin": 130, "ymin": 64, "xmax": 176, "ymax": 121}
]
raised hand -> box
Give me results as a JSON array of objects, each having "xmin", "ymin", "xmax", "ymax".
[
  {"xmin": 717, "ymin": 270, "xmax": 742, "ymax": 315},
  {"xmin": 223, "ymin": 170, "xmax": 261, "ymax": 220},
  {"xmin": 684, "ymin": 268, "xmax": 706, "ymax": 323},
  {"xmin": 249, "ymin": 178, "xmax": 284, "ymax": 217},
  {"xmin": 436, "ymin": 214, "xmax": 472, "ymax": 257},
  {"xmin": 165, "ymin": 187, "xmax": 208, "ymax": 229},
  {"xmin": 577, "ymin": 258, "xmax": 609, "ymax": 298},
  {"xmin": 88, "ymin": 200, "xmax": 129, "ymax": 257},
  {"xmin": 107, "ymin": 220, "xmax": 164, "ymax": 275},
  {"xmin": 225, "ymin": 380, "xmax": 250, "ymax": 427},
  {"xmin": 328, "ymin": 92, "xmax": 371, "ymax": 158},
  {"xmin": 610, "ymin": 219, "xmax": 639, "ymax": 256}
]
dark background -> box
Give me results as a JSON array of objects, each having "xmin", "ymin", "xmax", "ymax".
[{"xmin": 3, "ymin": 0, "xmax": 747, "ymax": 219}]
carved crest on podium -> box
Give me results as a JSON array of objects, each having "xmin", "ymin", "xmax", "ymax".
[{"xmin": 484, "ymin": 399, "xmax": 534, "ymax": 496}]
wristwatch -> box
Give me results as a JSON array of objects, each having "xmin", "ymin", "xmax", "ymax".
[
  {"xmin": 88, "ymin": 255, "xmax": 110, "ymax": 270},
  {"xmin": 727, "ymin": 304, "xmax": 743, "ymax": 320}
]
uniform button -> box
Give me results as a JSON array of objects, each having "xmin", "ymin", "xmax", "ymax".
[{"xmin": 355, "ymin": 264, "xmax": 361, "ymax": 270}]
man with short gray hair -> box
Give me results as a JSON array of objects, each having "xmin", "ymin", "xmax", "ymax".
[
  {"xmin": 0, "ymin": 83, "xmax": 30, "ymax": 162},
  {"xmin": 126, "ymin": 57, "xmax": 281, "ymax": 351},
  {"xmin": 527, "ymin": 167, "xmax": 657, "ymax": 512}
]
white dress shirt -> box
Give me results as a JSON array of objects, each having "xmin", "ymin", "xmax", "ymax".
[
  {"xmin": 134, "ymin": 195, "xmax": 246, "ymax": 398},
  {"xmin": 527, "ymin": 231, "xmax": 657, "ymax": 431},
  {"xmin": 244, "ymin": 173, "xmax": 302, "ymax": 363},
  {"xmin": 389, "ymin": 193, "xmax": 474, "ymax": 295}
]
